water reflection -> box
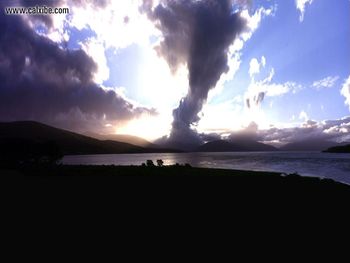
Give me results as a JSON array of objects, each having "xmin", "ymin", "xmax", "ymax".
[{"xmin": 63, "ymin": 152, "xmax": 350, "ymax": 184}]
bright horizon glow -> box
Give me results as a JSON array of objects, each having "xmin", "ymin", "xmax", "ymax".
[{"xmin": 115, "ymin": 113, "xmax": 172, "ymax": 141}]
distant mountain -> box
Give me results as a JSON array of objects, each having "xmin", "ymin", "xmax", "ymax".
[
  {"xmin": 0, "ymin": 121, "xmax": 179, "ymax": 155},
  {"xmin": 196, "ymin": 140, "xmax": 277, "ymax": 152},
  {"xmin": 279, "ymin": 139, "xmax": 345, "ymax": 152},
  {"xmin": 324, "ymin": 144, "xmax": 350, "ymax": 153},
  {"xmin": 85, "ymin": 132, "xmax": 157, "ymax": 148},
  {"xmin": 159, "ymin": 140, "xmax": 202, "ymax": 152}
]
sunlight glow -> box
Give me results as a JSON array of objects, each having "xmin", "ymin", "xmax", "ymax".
[
  {"xmin": 197, "ymin": 96, "xmax": 272, "ymax": 134},
  {"xmin": 137, "ymin": 46, "xmax": 189, "ymax": 111},
  {"xmin": 115, "ymin": 113, "xmax": 172, "ymax": 141}
]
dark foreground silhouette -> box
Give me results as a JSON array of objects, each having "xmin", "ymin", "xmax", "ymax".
[
  {"xmin": 13, "ymin": 164, "xmax": 350, "ymax": 196},
  {"xmin": 0, "ymin": 121, "xmax": 180, "ymax": 155},
  {"xmin": 324, "ymin": 144, "xmax": 350, "ymax": 153}
]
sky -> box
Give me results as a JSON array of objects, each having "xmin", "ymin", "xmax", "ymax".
[{"xmin": 0, "ymin": 0, "xmax": 349, "ymax": 147}]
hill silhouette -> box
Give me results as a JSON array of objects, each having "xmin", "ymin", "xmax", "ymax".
[
  {"xmin": 196, "ymin": 140, "xmax": 277, "ymax": 152},
  {"xmin": 324, "ymin": 144, "xmax": 350, "ymax": 153},
  {"xmin": 0, "ymin": 121, "xmax": 179, "ymax": 155},
  {"xmin": 279, "ymin": 139, "xmax": 346, "ymax": 151}
]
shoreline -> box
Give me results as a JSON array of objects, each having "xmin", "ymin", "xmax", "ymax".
[
  {"xmin": 12, "ymin": 164, "xmax": 350, "ymax": 190},
  {"xmin": 61, "ymin": 152, "xmax": 350, "ymax": 185}
]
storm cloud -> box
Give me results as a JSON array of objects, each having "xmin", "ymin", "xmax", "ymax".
[
  {"xmin": 143, "ymin": 0, "xmax": 247, "ymax": 146},
  {"xmin": 242, "ymin": 117, "xmax": 350, "ymax": 147},
  {"xmin": 0, "ymin": 5, "xmax": 154, "ymax": 133}
]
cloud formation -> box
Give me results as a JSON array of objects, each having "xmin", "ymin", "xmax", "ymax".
[
  {"xmin": 0, "ymin": 5, "xmax": 154, "ymax": 133},
  {"xmin": 341, "ymin": 75, "xmax": 350, "ymax": 111},
  {"xmin": 259, "ymin": 116, "xmax": 350, "ymax": 146},
  {"xmin": 222, "ymin": 117, "xmax": 350, "ymax": 148},
  {"xmin": 245, "ymin": 59, "xmax": 302, "ymax": 109},
  {"xmin": 312, "ymin": 76, "xmax": 339, "ymax": 90},
  {"xmin": 142, "ymin": 0, "xmax": 248, "ymax": 146},
  {"xmin": 295, "ymin": 0, "xmax": 314, "ymax": 22},
  {"xmin": 15, "ymin": 0, "xmax": 159, "ymax": 84},
  {"xmin": 299, "ymin": 110, "xmax": 309, "ymax": 122},
  {"xmin": 16, "ymin": 0, "xmax": 110, "ymax": 33},
  {"xmin": 249, "ymin": 56, "xmax": 265, "ymax": 78}
]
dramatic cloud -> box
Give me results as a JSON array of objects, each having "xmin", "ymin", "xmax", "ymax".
[
  {"xmin": 142, "ymin": 0, "xmax": 248, "ymax": 146},
  {"xmin": 341, "ymin": 75, "xmax": 350, "ymax": 111},
  {"xmin": 206, "ymin": 7, "xmax": 274, "ymax": 105},
  {"xmin": 195, "ymin": 115, "xmax": 349, "ymax": 150},
  {"xmin": 0, "ymin": 6, "xmax": 154, "ymax": 133},
  {"xmin": 14, "ymin": 0, "xmax": 159, "ymax": 84},
  {"xmin": 295, "ymin": 0, "xmax": 314, "ymax": 22},
  {"xmin": 312, "ymin": 76, "xmax": 339, "ymax": 90},
  {"xmin": 222, "ymin": 117, "xmax": 350, "ymax": 148},
  {"xmin": 199, "ymin": 132, "xmax": 222, "ymax": 143},
  {"xmin": 259, "ymin": 116, "xmax": 350, "ymax": 146}
]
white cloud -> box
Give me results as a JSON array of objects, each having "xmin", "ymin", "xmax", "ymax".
[
  {"xmin": 249, "ymin": 58, "xmax": 260, "ymax": 77},
  {"xmin": 266, "ymin": 82, "xmax": 300, "ymax": 97},
  {"xmin": 249, "ymin": 56, "xmax": 267, "ymax": 77},
  {"xmin": 80, "ymin": 38, "xmax": 109, "ymax": 84},
  {"xmin": 295, "ymin": 0, "xmax": 314, "ymax": 22},
  {"xmin": 240, "ymin": 6, "xmax": 276, "ymax": 42},
  {"xmin": 261, "ymin": 56, "xmax": 266, "ymax": 67},
  {"xmin": 209, "ymin": 52, "xmax": 241, "ymax": 100},
  {"xmin": 299, "ymin": 110, "xmax": 308, "ymax": 122},
  {"xmin": 312, "ymin": 76, "xmax": 339, "ymax": 89},
  {"xmin": 242, "ymin": 55, "xmax": 305, "ymax": 130},
  {"xmin": 67, "ymin": 0, "xmax": 158, "ymax": 50},
  {"xmin": 341, "ymin": 75, "xmax": 350, "ymax": 111},
  {"xmin": 245, "ymin": 66, "xmax": 302, "ymax": 109}
]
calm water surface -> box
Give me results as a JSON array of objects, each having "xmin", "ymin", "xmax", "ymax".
[{"xmin": 63, "ymin": 152, "xmax": 350, "ymax": 184}]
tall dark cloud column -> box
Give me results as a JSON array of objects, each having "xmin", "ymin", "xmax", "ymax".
[{"xmin": 143, "ymin": 0, "xmax": 247, "ymax": 147}]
